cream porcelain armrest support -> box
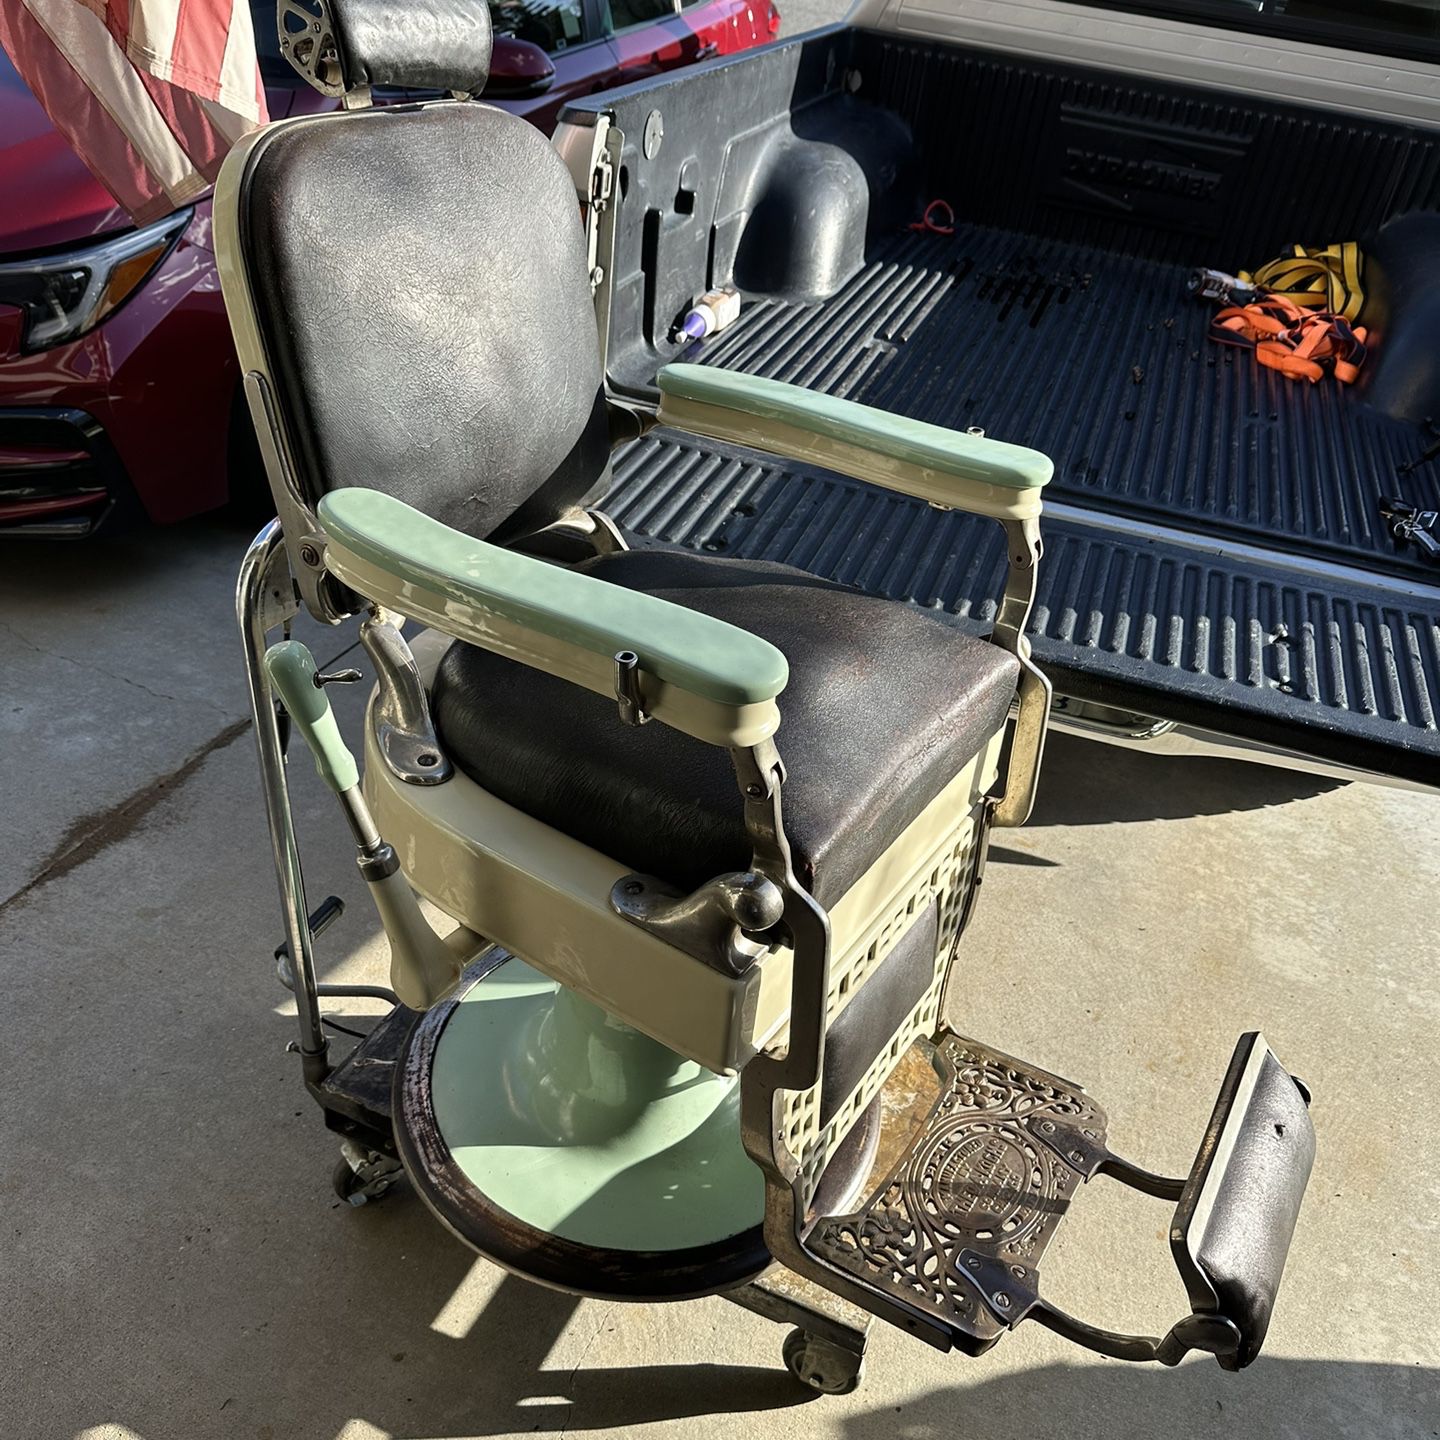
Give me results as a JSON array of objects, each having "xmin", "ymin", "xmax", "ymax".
[
  {"xmin": 317, "ymin": 488, "xmax": 788, "ymax": 749},
  {"xmin": 656, "ymin": 365, "xmax": 1053, "ymax": 826}
]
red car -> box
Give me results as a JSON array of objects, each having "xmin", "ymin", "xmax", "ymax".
[{"xmin": 0, "ymin": 0, "xmax": 778, "ymax": 536}]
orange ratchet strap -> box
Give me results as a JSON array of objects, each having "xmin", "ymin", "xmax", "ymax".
[{"xmin": 1210, "ymin": 292, "xmax": 1368, "ymax": 386}]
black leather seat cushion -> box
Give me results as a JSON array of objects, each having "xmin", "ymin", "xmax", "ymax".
[{"xmin": 431, "ymin": 549, "xmax": 1019, "ymax": 909}]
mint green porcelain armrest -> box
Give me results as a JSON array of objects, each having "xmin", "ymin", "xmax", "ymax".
[
  {"xmin": 657, "ymin": 363, "xmax": 1052, "ymax": 520},
  {"xmin": 317, "ymin": 488, "xmax": 788, "ymax": 748},
  {"xmin": 264, "ymin": 640, "xmax": 360, "ymax": 793}
]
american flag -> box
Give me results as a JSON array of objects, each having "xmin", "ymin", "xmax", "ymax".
[{"xmin": 0, "ymin": 0, "xmax": 268, "ymax": 225}]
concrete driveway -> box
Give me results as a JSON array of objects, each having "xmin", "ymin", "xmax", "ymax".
[
  {"xmin": 1, "ymin": 507, "xmax": 1436, "ymax": 1440},
  {"xmin": 2, "ymin": 2, "xmax": 1437, "ymax": 1424}
]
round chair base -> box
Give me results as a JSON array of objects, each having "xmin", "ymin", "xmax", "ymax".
[{"xmin": 394, "ymin": 952, "xmax": 880, "ymax": 1301}]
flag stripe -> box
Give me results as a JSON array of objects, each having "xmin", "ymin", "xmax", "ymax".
[
  {"xmin": 117, "ymin": 0, "xmax": 181, "ymax": 78},
  {"xmin": 0, "ymin": 0, "xmax": 162, "ymax": 219},
  {"xmin": 21, "ymin": 0, "xmax": 199, "ymax": 191},
  {"xmin": 0, "ymin": 0, "xmax": 265, "ymax": 229},
  {"xmin": 139, "ymin": 66, "xmax": 229, "ymax": 178},
  {"xmin": 200, "ymin": 91, "xmax": 251, "ymax": 146},
  {"xmin": 215, "ymin": 0, "xmax": 259, "ymax": 119},
  {"xmin": 171, "ymin": 0, "xmax": 232, "ymax": 102}
]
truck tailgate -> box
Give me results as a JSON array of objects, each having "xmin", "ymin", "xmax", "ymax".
[{"xmin": 607, "ymin": 428, "xmax": 1439, "ymax": 784}]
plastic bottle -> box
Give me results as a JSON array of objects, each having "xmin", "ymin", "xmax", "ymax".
[{"xmin": 676, "ymin": 286, "xmax": 741, "ymax": 343}]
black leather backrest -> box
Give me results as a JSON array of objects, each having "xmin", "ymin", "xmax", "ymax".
[
  {"xmin": 328, "ymin": 0, "xmax": 491, "ymax": 95},
  {"xmin": 240, "ymin": 102, "xmax": 610, "ymax": 542}
]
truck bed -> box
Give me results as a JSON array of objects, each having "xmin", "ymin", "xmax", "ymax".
[
  {"xmin": 684, "ymin": 225, "xmax": 1434, "ymax": 580},
  {"xmin": 568, "ymin": 27, "xmax": 1440, "ymax": 783}
]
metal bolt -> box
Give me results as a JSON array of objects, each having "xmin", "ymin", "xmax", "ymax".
[
  {"xmin": 623, "ymin": 880, "xmax": 644, "ymax": 895},
  {"xmin": 1070, "ymin": 1150, "xmax": 1084, "ymax": 1164},
  {"xmin": 1039, "ymin": 1120, "xmax": 1055, "ymax": 1134},
  {"xmin": 299, "ymin": 544, "xmax": 321, "ymax": 568},
  {"xmin": 1010, "ymin": 1265, "xmax": 1026, "ymax": 1279},
  {"xmin": 994, "ymin": 1292, "xmax": 1011, "ymax": 1309},
  {"xmin": 417, "ymin": 752, "xmax": 438, "ymax": 768},
  {"xmin": 745, "ymin": 783, "xmax": 764, "ymax": 798}
]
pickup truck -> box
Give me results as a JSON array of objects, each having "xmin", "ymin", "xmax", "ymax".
[{"xmin": 553, "ymin": 0, "xmax": 1440, "ymax": 789}]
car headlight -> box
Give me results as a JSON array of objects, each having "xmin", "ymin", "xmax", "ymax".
[{"xmin": 0, "ymin": 208, "xmax": 192, "ymax": 354}]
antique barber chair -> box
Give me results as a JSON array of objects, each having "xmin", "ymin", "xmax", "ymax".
[{"xmin": 223, "ymin": 0, "xmax": 1315, "ymax": 1393}]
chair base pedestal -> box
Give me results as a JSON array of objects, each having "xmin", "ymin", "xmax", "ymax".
[{"xmin": 394, "ymin": 951, "xmax": 880, "ymax": 1301}]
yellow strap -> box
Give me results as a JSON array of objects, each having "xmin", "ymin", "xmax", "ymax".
[{"xmin": 1247, "ymin": 242, "xmax": 1365, "ymax": 322}]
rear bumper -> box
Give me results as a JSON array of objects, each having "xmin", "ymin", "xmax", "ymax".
[
  {"xmin": 1049, "ymin": 699, "xmax": 1438, "ymax": 793},
  {"xmin": 0, "ymin": 407, "xmax": 141, "ymax": 536}
]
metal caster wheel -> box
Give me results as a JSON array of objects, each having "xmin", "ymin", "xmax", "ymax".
[
  {"xmin": 332, "ymin": 1141, "xmax": 403, "ymax": 1207},
  {"xmin": 782, "ymin": 1327, "xmax": 865, "ymax": 1395}
]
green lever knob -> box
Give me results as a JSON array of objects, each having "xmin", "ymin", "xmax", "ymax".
[{"xmin": 264, "ymin": 640, "xmax": 360, "ymax": 794}]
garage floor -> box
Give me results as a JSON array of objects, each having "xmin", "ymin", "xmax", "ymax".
[{"xmin": 1, "ymin": 514, "xmax": 1436, "ymax": 1440}]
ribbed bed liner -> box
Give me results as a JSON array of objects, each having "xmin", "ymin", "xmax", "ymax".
[
  {"xmin": 606, "ymin": 428, "xmax": 1440, "ymax": 786},
  {"xmin": 691, "ymin": 226, "xmax": 1440, "ymax": 579}
]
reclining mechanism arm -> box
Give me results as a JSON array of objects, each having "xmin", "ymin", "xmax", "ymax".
[{"xmin": 655, "ymin": 364, "xmax": 1053, "ymax": 826}]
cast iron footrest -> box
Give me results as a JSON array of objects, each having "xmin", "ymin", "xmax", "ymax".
[
  {"xmin": 803, "ymin": 1029, "xmax": 1314, "ymax": 1369},
  {"xmin": 807, "ymin": 1033, "xmax": 1103, "ymax": 1355}
]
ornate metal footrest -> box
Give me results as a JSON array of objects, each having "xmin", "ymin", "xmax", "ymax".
[
  {"xmin": 802, "ymin": 1029, "xmax": 1315, "ymax": 1368},
  {"xmin": 806, "ymin": 1032, "xmax": 1107, "ymax": 1355}
]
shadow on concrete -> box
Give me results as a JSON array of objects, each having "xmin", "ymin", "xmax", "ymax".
[
  {"xmin": 350, "ymin": 1314, "xmax": 1435, "ymax": 1438},
  {"xmin": 203, "ymin": 1137, "xmax": 1428, "ymax": 1440},
  {"xmin": 456, "ymin": 1274, "xmax": 813, "ymax": 1431},
  {"xmin": 986, "ymin": 845, "xmax": 1061, "ymax": 867},
  {"xmin": 837, "ymin": 1357, "xmax": 1436, "ymax": 1440},
  {"xmin": 1027, "ymin": 733, "xmax": 1344, "ymax": 828},
  {"xmin": 242, "ymin": 1242, "xmax": 1435, "ymax": 1440}
]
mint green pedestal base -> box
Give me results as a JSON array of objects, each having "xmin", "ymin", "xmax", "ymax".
[{"xmin": 394, "ymin": 954, "xmax": 771, "ymax": 1298}]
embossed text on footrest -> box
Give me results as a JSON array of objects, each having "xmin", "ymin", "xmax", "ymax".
[{"xmin": 805, "ymin": 1032, "xmax": 1108, "ymax": 1353}]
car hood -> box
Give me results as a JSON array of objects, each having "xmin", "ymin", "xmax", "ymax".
[{"xmin": 0, "ymin": 45, "xmax": 133, "ymax": 254}]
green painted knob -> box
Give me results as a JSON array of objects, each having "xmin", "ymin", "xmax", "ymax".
[{"xmin": 264, "ymin": 640, "xmax": 359, "ymax": 794}]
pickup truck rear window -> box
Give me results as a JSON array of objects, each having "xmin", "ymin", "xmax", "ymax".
[{"xmin": 1059, "ymin": 0, "xmax": 1440, "ymax": 64}]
